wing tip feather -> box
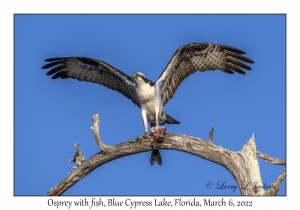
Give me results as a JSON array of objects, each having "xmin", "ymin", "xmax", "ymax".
[{"xmin": 45, "ymin": 57, "xmax": 67, "ymax": 62}]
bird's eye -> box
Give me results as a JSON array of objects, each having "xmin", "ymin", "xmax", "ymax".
[{"xmin": 136, "ymin": 74, "xmax": 141, "ymax": 78}]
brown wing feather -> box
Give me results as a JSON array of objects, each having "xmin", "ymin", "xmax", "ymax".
[
  {"xmin": 42, "ymin": 57, "xmax": 140, "ymax": 107},
  {"xmin": 156, "ymin": 43, "xmax": 254, "ymax": 106}
]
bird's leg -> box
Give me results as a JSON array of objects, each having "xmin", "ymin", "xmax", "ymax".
[
  {"xmin": 155, "ymin": 108, "xmax": 159, "ymax": 129},
  {"xmin": 137, "ymin": 110, "xmax": 149, "ymax": 141},
  {"xmin": 141, "ymin": 110, "xmax": 148, "ymax": 136}
]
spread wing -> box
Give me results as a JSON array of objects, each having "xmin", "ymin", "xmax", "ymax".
[
  {"xmin": 42, "ymin": 57, "xmax": 140, "ymax": 107},
  {"xmin": 156, "ymin": 43, "xmax": 254, "ymax": 106}
]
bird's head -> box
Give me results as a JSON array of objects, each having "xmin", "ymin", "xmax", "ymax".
[
  {"xmin": 132, "ymin": 72, "xmax": 146, "ymax": 85},
  {"xmin": 132, "ymin": 72, "xmax": 154, "ymax": 86},
  {"xmin": 132, "ymin": 72, "xmax": 145, "ymax": 81}
]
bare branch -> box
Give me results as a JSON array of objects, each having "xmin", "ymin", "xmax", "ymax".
[
  {"xmin": 68, "ymin": 143, "xmax": 84, "ymax": 166},
  {"xmin": 256, "ymin": 151, "xmax": 286, "ymax": 165},
  {"xmin": 208, "ymin": 125, "xmax": 214, "ymax": 143},
  {"xmin": 90, "ymin": 112, "xmax": 112, "ymax": 152},
  {"xmin": 264, "ymin": 169, "xmax": 286, "ymax": 196}
]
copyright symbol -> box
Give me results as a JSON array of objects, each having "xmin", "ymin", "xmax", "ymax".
[{"xmin": 206, "ymin": 181, "xmax": 214, "ymax": 189}]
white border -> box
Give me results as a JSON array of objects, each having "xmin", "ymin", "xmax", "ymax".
[{"xmin": 2, "ymin": 0, "xmax": 295, "ymax": 209}]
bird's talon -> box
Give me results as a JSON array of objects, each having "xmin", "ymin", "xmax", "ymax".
[{"xmin": 136, "ymin": 134, "xmax": 149, "ymax": 141}]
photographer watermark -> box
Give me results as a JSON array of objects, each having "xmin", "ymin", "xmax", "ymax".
[{"xmin": 206, "ymin": 181, "xmax": 276, "ymax": 192}]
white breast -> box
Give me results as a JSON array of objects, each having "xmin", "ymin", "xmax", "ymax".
[
  {"xmin": 135, "ymin": 83, "xmax": 164, "ymax": 124},
  {"xmin": 136, "ymin": 83, "xmax": 156, "ymax": 104}
]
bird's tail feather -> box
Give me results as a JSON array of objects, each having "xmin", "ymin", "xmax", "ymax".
[
  {"xmin": 150, "ymin": 150, "xmax": 162, "ymax": 166},
  {"xmin": 164, "ymin": 112, "xmax": 180, "ymax": 124}
]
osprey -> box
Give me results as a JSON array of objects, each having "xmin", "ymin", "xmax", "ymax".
[{"xmin": 42, "ymin": 42, "xmax": 254, "ymax": 166}]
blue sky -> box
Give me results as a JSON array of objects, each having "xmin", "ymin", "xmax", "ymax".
[{"xmin": 14, "ymin": 14, "xmax": 286, "ymax": 196}]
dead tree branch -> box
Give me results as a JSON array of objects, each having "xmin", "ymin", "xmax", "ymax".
[
  {"xmin": 256, "ymin": 151, "xmax": 286, "ymax": 165},
  {"xmin": 46, "ymin": 114, "xmax": 286, "ymax": 196},
  {"xmin": 208, "ymin": 125, "xmax": 214, "ymax": 143},
  {"xmin": 90, "ymin": 112, "xmax": 112, "ymax": 152},
  {"xmin": 264, "ymin": 169, "xmax": 286, "ymax": 195},
  {"xmin": 68, "ymin": 143, "xmax": 84, "ymax": 167}
]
